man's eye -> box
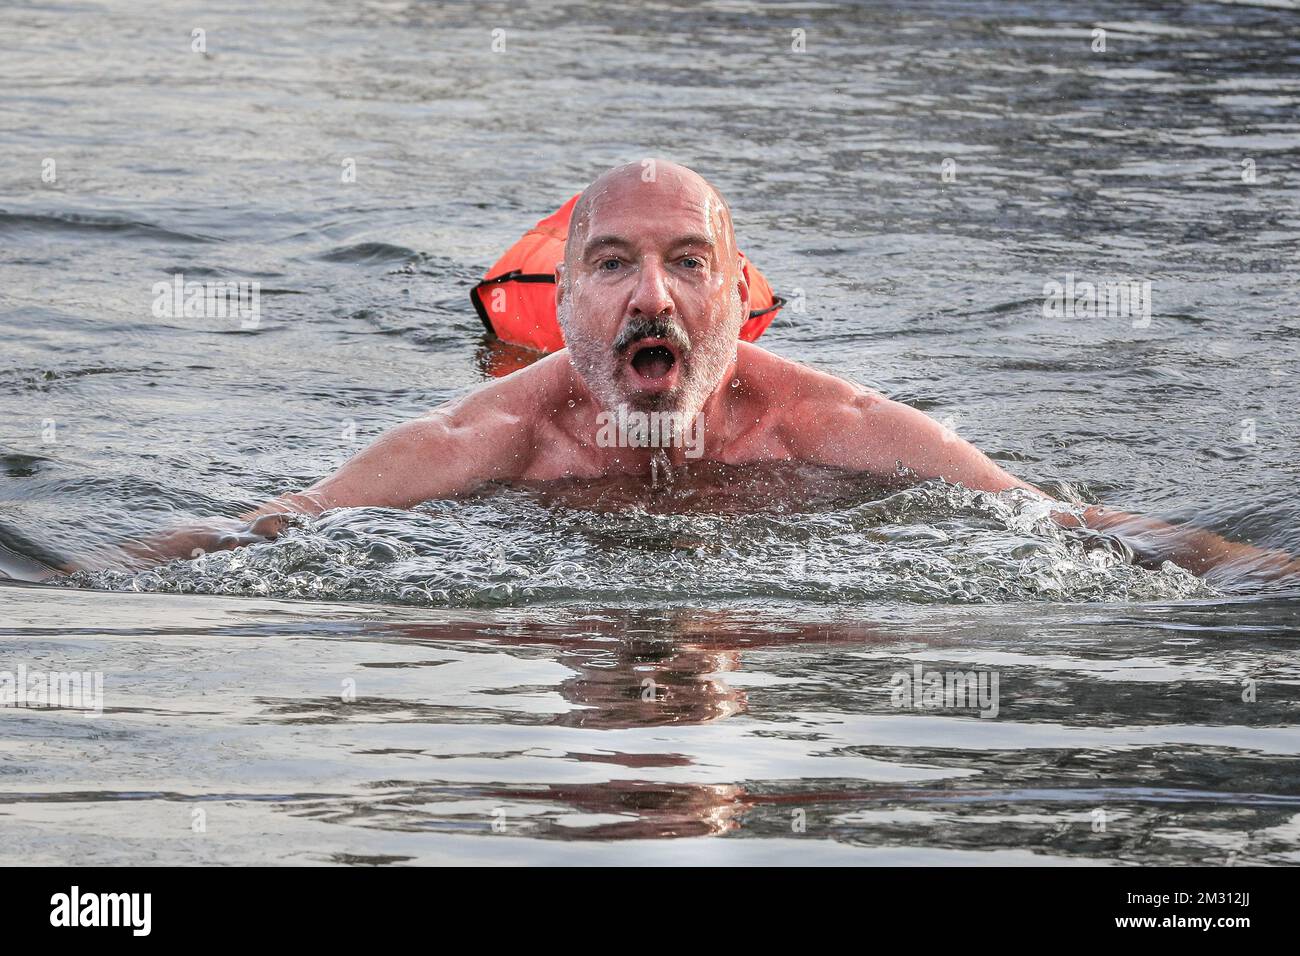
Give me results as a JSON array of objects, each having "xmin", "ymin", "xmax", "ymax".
[
  {"xmin": 599, "ymin": 259, "xmax": 622, "ymax": 271},
  {"xmin": 681, "ymin": 257, "xmax": 703, "ymax": 269}
]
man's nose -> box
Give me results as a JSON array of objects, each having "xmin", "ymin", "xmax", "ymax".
[{"xmin": 628, "ymin": 258, "xmax": 674, "ymax": 318}]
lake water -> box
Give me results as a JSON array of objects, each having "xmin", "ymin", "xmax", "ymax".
[{"xmin": 1, "ymin": 0, "xmax": 1298, "ymax": 864}]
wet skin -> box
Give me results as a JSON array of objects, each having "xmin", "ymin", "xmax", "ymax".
[
  {"xmin": 256, "ymin": 164, "xmax": 1033, "ymax": 502},
  {"xmin": 56, "ymin": 162, "xmax": 1300, "ymax": 585}
]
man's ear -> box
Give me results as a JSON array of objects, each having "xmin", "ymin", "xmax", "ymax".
[
  {"xmin": 735, "ymin": 256, "xmax": 750, "ymax": 317},
  {"xmin": 555, "ymin": 261, "xmax": 566, "ymax": 311}
]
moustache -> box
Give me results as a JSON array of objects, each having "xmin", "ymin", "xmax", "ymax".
[{"xmin": 612, "ymin": 317, "xmax": 692, "ymax": 355}]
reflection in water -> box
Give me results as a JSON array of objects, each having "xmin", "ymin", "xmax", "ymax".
[
  {"xmin": 240, "ymin": 608, "xmax": 1299, "ymax": 853},
  {"xmin": 3, "ymin": 587, "xmax": 1299, "ymax": 862},
  {"xmin": 278, "ymin": 612, "xmax": 907, "ymax": 841}
]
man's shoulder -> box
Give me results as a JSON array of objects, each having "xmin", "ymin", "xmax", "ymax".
[
  {"xmin": 429, "ymin": 350, "xmax": 572, "ymax": 427},
  {"xmin": 738, "ymin": 342, "xmax": 886, "ymax": 414},
  {"xmin": 737, "ymin": 343, "xmax": 937, "ymax": 470}
]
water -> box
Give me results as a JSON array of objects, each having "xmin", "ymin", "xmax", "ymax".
[{"xmin": 2, "ymin": 0, "xmax": 1299, "ymax": 864}]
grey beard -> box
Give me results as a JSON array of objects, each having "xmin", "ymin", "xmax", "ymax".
[{"xmin": 560, "ymin": 293, "xmax": 744, "ymax": 423}]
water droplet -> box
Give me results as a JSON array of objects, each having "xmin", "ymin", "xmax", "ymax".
[
  {"xmin": 730, "ymin": 378, "xmax": 740, "ymax": 388},
  {"xmin": 566, "ymin": 399, "xmax": 575, "ymax": 408}
]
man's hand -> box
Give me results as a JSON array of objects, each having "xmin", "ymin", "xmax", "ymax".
[
  {"xmin": 78, "ymin": 512, "xmax": 299, "ymax": 574},
  {"xmin": 0, "ymin": 540, "xmax": 71, "ymax": 583},
  {"xmin": 1074, "ymin": 505, "xmax": 1300, "ymax": 586}
]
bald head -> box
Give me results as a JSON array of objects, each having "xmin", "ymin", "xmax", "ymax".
[
  {"xmin": 564, "ymin": 160, "xmax": 737, "ymax": 269},
  {"xmin": 555, "ymin": 158, "xmax": 750, "ymax": 420}
]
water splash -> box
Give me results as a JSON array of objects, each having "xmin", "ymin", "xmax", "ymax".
[
  {"xmin": 60, "ymin": 475, "xmax": 1216, "ymax": 607},
  {"xmin": 649, "ymin": 448, "xmax": 674, "ymax": 492}
]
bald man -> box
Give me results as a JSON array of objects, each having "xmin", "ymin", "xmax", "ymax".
[{"xmin": 52, "ymin": 161, "xmax": 1300, "ymax": 583}]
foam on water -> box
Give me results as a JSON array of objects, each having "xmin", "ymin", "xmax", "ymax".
[{"xmin": 61, "ymin": 479, "xmax": 1215, "ymax": 606}]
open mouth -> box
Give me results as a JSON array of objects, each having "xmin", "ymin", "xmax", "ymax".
[
  {"xmin": 631, "ymin": 345, "xmax": 675, "ymax": 379},
  {"xmin": 626, "ymin": 338, "xmax": 681, "ymax": 390}
]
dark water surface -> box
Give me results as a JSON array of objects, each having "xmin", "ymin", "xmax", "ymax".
[{"xmin": 1, "ymin": 0, "xmax": 1299, "ymax": 863}]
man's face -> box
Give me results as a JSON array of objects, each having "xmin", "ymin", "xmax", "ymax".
[{"xmin": 557, "ymin": 174, "xmax": 747, "ymax": 419}]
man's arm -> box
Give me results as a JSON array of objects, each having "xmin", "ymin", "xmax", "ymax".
[
  {"xmin": 813, "ymin": 388, "xmax": 1300, "ymax": 585},
  {"xmin": 69, "ymin": 389, "xmax": 535, "ymax": 573},
  {"xmin": 1057, "ymin": 505, "xmax": 1299, "ymax": 583}
]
